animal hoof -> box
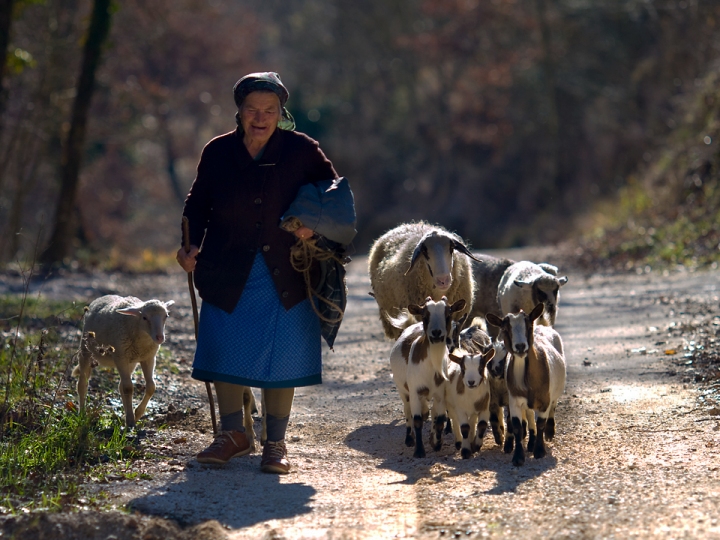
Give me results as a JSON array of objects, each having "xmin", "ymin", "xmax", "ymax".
[
  {"xmin": 512, "ymin": 455, "xmax": 525, "ymax": 466},
  {"xmin": 492, "ymin": 431, "xmax": 503, "ymax": 445},
  {"xmin": 405, "ymin": 436, "xmax": 415, "ymax": 447},
  {"xmin": 534, "ymin": 446, "xmax": 547, "ymax": 459},
  {"xmin": 455, "ymin": 441, "xmax": 461, "ymax": 450},
  {"xmin": 471, "ymin": 443, "xmax": 480, "ymax": 453},
  {"xmin": 503, "ymin": 438, "xmax": 514, "ymax": 454},
  {"xmin": 413, "ymin": 448, "xmax": 426, "ymax": 458},
  {"xmin": 461, "ymin": 448, "xmax": 472, "ymax": 459}
]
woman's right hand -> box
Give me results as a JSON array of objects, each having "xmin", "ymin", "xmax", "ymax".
[{"xmin": 176, "ymin": 245, "xmax": 199, "ymax": 273}]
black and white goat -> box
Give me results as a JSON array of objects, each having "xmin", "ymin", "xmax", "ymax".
[
  {"xmin": 389, "ymin": 296, "xmax": 466, "ymax": 458},
  {"xmin": 486, "ymin": 303, "xmax": 566, "ymax": 466}
]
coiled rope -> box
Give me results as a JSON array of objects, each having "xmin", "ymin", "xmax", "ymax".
[{"xmin": 289, "ymin": 237, "xmax": 346, "ymax": 324}]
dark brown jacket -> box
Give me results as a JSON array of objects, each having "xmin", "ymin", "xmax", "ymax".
[{"xmin": 182, "ymin": 127, "xmax": 338, "ymax": 313}]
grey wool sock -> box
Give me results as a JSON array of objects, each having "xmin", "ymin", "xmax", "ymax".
[
  {"xmin": 265, "ymin": 414, "xmax": 290, "ymax": 442},
  {"xmin": 220, "ymin": 409, "xmax": 245, "ymax": 433}
]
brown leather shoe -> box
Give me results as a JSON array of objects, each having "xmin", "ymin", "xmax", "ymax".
[
  {"xmin": 196, "ymin": 430, "xmax": 252, "ymax": 464},
  {"xmin": 260, "ymin": 440, "xmax": 290, "ymax": 474}
]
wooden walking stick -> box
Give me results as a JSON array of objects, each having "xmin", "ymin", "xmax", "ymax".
[{"xmin": 182, "ymin": 216, "xmax": 218, "ymax": 435}]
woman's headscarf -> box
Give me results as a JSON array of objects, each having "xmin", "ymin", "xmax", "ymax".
[{"xmin": 233, "ymin": 72, "xmax": 296, "ymax": 131}]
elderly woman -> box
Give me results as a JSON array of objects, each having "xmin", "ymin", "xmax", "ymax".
[{"xmin": 176, "ymin": 72, "xmax": 348, "ymax": 473}]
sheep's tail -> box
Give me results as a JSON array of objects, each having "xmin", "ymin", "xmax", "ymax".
[{"xmin": 385, "ymin": 309, "xmax": 417, "ymax": 331}]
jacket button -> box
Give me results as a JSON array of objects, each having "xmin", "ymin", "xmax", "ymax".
[
  {"xmin": 262, "ymin": 244, "xmax": 270, "ymax": 252},
  {"xmin": 282, "ymin": 291, "xmax": 289, "ymax": 298},
  {"xmin": 254, "ymin": 198, "xmax": 262, "ymax": 205},
  {"xmin": 273, "ymin": 268, "xmax": 280, "ymax": 276}
]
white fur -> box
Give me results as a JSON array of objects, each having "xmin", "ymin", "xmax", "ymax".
[{"xmin": 497, "ymin": 261, "xmax": 568, "ymax": 327}]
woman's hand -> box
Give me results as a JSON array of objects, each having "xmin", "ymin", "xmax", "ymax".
[
  {"xmin": 294, "ymin": 226, "xmax": 314, "ymax": 240},
  {"xmin": 176, "ymin": 245, "xmax": 199, "ymax": 272}
]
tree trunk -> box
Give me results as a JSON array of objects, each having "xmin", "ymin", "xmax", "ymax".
[
  {"xmin": 534, "ymin": 0, "xmax": 561, "ymax": 204},
  {"xmin": 40, "ymin": 0, "xmax": 113, "ymax": 268},
  {"xmin": 159, "ymin": 114, "xmax": 186, "ymax": 205},
  {"xmin": 0, "ymin": 0, "xmax": 16, "ymax": 121}
]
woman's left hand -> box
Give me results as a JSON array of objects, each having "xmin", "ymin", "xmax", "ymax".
[{"xmin": 294, "ymin": 226, "xmax": 314, "ymax": 240}]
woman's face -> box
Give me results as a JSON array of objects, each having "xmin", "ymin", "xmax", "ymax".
[{"xmin": 240, "ymin": 91, "xmax": 281, "ymax": 145}]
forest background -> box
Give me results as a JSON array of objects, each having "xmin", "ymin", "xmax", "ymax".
[{"xmin": 2, "ymin": 0, "xmax": 720, "ymax": 270}]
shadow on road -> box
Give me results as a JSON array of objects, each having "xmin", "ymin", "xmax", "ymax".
[
  {"xmin": 128, "ymin": 457, "xmax": 315, "ymax": 528},
  {"xmin": 344, "ymin": 421, "xmax": 557, "ymax": 494}
]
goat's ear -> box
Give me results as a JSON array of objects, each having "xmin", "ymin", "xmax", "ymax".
[
  {"xmin": 407, "ymin": 304, "xmax": 423, "ymax": 316},
  {"xmin": 485, "ymin": 313, "xmax": 503, "ymax": 328},
  {"xmin": 116, "ymin": 307, "xmax": 142, "ymax": 317},
  {"xmin": 529, "ymin": 303, "xmax": 544, "ymax": 321},
  {"xmin": 448, "ymin": 350, "xmax": 465, "ymax": 364},
  {"xmin": 451, "ymin": 240, "xmax": 481, "ymax": 263},
  {"xmin": 455, "ymin": 312, "xmax": 469, "ymax": 326},
  {"xmin": 449, "ymin": 299, "xmax": 466, "ymax": 313},
  {"xmin": 558, "ymin": 276, "xmax": 568, "ymax": 286},
  {"xmin": 480, "ymin": 348, "xmax": 495, "ymax": 368},
  {"xmin": 404, "ymin": 240, "xmax": 427, "ymax": 275},
  {"xmin": 165, "ymin": 300, "xmax": 175, "ymax": 308},
  {"xmin": 514, "ymin": 279, "xmax": 532, "ymax": 289}
]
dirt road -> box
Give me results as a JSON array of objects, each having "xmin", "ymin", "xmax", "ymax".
[{"xmin": 3, "ymin": 248, "xmax": 720, "ymax": 539}]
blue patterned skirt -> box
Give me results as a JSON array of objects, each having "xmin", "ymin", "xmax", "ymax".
[{"xmin": 191, "ymin": 255, "xmax": 322, "ymax": 388}]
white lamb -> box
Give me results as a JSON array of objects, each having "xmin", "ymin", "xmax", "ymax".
[
  {"xmin": 497, "ymin": 261, "xmax": 568, "ymax": 327},
  {"xmin": 369, "ymin": 221, "xmax": 479, "ymax": 340},
  {"xmin": 73, "ymin": 295, "xmax": 174, "ymax": 428},
  {"xmin": 389, "ymin": 296, "xmax": 466, "ymax": 458},
  {"xmin": 486, "ymin": 303, "xmax": 566, "ymax": 466}
]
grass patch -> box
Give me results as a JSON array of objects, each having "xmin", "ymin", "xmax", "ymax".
[
  {"xmin": 0, "ymin": 289, "xmax": 139, "ymax": 514},
  {"xmin": 574, "ymin": 67, "xmax": 720, "ymax": 273}
]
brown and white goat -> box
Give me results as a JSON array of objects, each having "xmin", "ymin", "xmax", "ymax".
[
  {"xmin": 446, "ymin": 346, "xmax": 495, "ymax": 458},
  {"xmin": 486, "ymin": 303, "xmax": 566, "ymax": 466},
  {"xmin": 389, "ymin": 296, "xmax": 466, "ymax": 458}
]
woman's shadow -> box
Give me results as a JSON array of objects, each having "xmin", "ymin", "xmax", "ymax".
[
  {"xmin": 128, "ymin": 454, "xmax": 315, "ymax": 528},
  {"xmin": 344, "ymin": 420, "xmax": 557, "ymax": 495}
]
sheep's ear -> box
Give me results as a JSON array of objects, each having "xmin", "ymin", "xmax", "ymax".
[
  {"xmin": 404, "ymin": 240, "xmax": 427, "ymax": 275},
  {"xmin": 514, "ymin": 279, "xmax": 532, "ymax": 289},
  {"xmin": 407, "ymin": 304, "xmax": 423, "ymax": 316},
  {"xmin": 116, "ymin": 307, "xmax": 142, "ymax": 317},
  {"xmin": 470, "ymin": 338, "xmax": 486, "ymax": 352},
  {"xmin": 165, "ymin": 300, "xmax": 175, "ymax": 307},
  {"xmin": 451, "ymin": 240, "xmax": 481, "ymax": 263},
  {"xmin": 486, "ymin": 313, "xmax": 503, "ymax": 328},
  {"xmin": 558, "ymin": 276, "xmax": 568, "ymax": 286},
  {"xmin": 449, "ymin": 299, "xmax": 466, "ymax": 313},
  {"xmin": 529, "ymin": 303, "xmax": 544, "ymax": 321},
  {"xmin": 538, "ymin": 263, "xmax": 559, "ymax": 276}
]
